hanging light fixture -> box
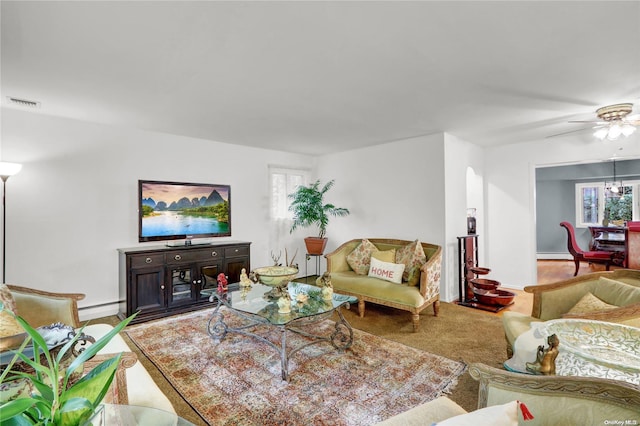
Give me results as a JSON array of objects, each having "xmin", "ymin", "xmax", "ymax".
[
  {"xmin": 604, "ymin": 159, "xmax": 622, "ymax": 198},
  {"xmin": 593, "ymin": 104, "xmax": 638, "ymax": 141}
]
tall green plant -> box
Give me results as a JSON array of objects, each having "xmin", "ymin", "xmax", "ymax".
[
  {"xmin": 288, "ymin": 179, "xmax": 350, "ymax": 238},
  {"xmin": 605, "ymin": 193, "xmax": 632, "ymax": 221},
  {"xmin": 0, "ymin": 306, "xmax": 136, "ymax": 425}
]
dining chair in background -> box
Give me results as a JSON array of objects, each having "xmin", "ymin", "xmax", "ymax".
[{"xmin": 559, "ymin": 221, "xmax": 615, "ymax": 276}]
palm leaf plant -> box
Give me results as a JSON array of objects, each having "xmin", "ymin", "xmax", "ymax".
[
  {"xmin": 288, "ymin": 179, "xmax": 350, "ymax": 239},
  {"xmin": 288, "ymin": 179, "xmax": 350, "ymax": 255},
  {"xmin": 0, "ymin": 305, "xmax": 136, "ymax": 426}
]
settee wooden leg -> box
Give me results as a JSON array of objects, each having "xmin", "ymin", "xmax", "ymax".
[
  {"xmin": 358, "ymin": 299, "xmax": 365, "ymax": 318},
  {"xmin": 432, "ymin": 300, "xmax": 440, "ymax": 317},
  {"xmin": 411, "ymin": 314, "xmax": 420, "ymax": 331}
]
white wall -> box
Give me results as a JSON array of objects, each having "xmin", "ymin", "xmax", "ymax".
[
  {"xmin": 443, "ymin": 134, "xmax": 485, "ymax": 301},
  {"xmin": 485, "ymin": 133, "xmax": 640, "ymax": 289},
  {"xmin": 316, "ymin": 133, "xmax": 450, "ymax": 294},
  {"xmin": 5, "ymin": 106, "xmax": 638, "ymax": 317},
  {"xmin": 1, "ymin": 109, "xmax": 315, "ymax": 318}
]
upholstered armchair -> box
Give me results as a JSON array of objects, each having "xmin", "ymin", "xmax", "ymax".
[
  {"xmin": 377, "ymin": 363, "xmax": 640, "ymax": 425},
  {"xmin": 502, "ymin": 269, "xmax": 640, "ymax": 357},
  {"xmin": 7, "ymin": 284, "xmax": 85, "ymax": 328},
  {"xmin": 1, "ymin": 285, "xmax": 173, "ymax": 411}
]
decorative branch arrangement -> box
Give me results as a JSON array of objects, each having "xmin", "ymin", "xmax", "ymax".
[{"xmin": 270, "ymin": 248, "xmax": 298, "ymax": 269}]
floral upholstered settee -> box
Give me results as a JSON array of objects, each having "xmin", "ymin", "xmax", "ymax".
[{"xmin": 321, "ymin": 238, "xmax": 442, "ymax": 331}]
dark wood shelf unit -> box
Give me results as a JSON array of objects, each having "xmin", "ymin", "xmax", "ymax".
[
  {"xmin": 118, "ymin": 241, "xmax": 251, "ymax": 324},
  {"xmin": 456, "ymin": 235, "xmax": 512, "ymax": 312}
]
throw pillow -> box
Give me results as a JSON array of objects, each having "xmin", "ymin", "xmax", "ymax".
[
  {"xmin": 346, "ymin": 239, "xmax": 378, "ymax": 275},
  {"xmin": 371, "ymin": 248, "xmax": 396, "ymax": 263},
  {"xmin": 368, "ymin": 257, "xmax": 405, "ymax": 284},
  {"xmin": 563, "ymin": 292, "xmax": 617, "ymax": 317},
  {"xmin": 436, "ymin": 400, "xmax": 530, "ymax": 426},
  {"xmin": 395, "ymin": 240, "xmax": 427, "ymax": 285},
  {"xmin": 0, "ymin": 284, "xmax": 23, "ymax": 338},
  {"xmin": 592, "ymin": 276, "xmax": 640, "ymax": 306}
]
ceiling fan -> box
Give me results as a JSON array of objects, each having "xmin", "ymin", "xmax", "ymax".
[{"xmin": 548, "ymin": 103, "xmax": 640, "ymax": 140}]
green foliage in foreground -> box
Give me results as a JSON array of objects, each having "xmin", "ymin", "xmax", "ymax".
[{"xmin": 0, "ymin": 306, "xmax": 137, "ymax": 425}]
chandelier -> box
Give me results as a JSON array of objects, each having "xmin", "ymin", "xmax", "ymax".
[
  {"xmin": 604, "ymin": 159, "xmax": 623, "ymax": 198},
  {"xmin": 593, "ymin": 104, "xmax": 637, "ymax": 141}
]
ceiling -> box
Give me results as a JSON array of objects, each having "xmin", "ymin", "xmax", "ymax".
[{"xmin": 2, "ymin": 1, "xmax": 639, "ymax": 156}]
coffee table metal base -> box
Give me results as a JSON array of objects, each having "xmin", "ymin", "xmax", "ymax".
[{"xmin": 206, "ymin": 295, "xmax": 354, "ymax": 381}]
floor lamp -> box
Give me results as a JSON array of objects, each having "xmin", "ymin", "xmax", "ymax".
[{"xmin": 0, "ymin": 161, "xmax": 23, "ymax": 283}]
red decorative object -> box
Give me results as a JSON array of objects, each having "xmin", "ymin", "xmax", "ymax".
[{"xmin": 217, "ymin": 273, "xmax": 228, "ymax": 293}]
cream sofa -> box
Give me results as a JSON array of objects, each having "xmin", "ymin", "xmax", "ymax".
[
  {"xmin": 322, "ymin": 238, "xmax": 442, "ymax": 331},
  {"xmin": 5, "ymin": 285, "xmax": 174, "ymax": 413},
  {"xmin": 377, "ymin": 363, "xmax": 640, "ymax": 425},
  {"xmin": 502, "ymin": 269, "xmax": 640, "ymax": 357}
]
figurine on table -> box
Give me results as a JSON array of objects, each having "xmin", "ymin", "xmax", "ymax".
[
  {"xmin": 318, "ymin": 272, "xmax": 334, "ymax": 301},
  {"xmin": 526, "ymin": 333, "xmax": 559, "ymax": 375},
  {"xmin": 239, "ymin": 268, "xmax": 252, "ymax": 287},
  {"xmin": 217, "ymin": 273, "xmax": 228, "ymax": 293}
]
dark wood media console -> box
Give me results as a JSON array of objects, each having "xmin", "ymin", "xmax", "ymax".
[{"xmin": 118, "ymin": 241, "xmax": 251, "ymax": 323}]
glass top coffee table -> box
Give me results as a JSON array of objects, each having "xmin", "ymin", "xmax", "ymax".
[{"xmin": 201, "ymin": 282, "xmax": 356, "ymax": 381}]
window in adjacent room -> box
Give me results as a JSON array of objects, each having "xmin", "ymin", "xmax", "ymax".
[
  {"xmin": 575, "ymin": 181, "xmax": 639, "ymax": 227},
  {"xmin": 269, "ymin": 167, "xmax": 310, "ymax": 219}
]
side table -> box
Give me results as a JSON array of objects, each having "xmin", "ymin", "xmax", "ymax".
[{"xmin": 305, "ymin": 253, "xmax": 322, "ymax": 277}]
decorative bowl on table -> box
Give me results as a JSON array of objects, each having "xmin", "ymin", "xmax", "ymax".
[
  {"xmin": 540, "ymin": 319, "xmax": 640, "ymax": 372},
  {"xmin": 251, "ymin": 266, "xmax": 298, "ymax": 288},
  {"xmin": 473, "ymin": 287, "xmax": 515, "ymax": 306},
  {"xmin": 470, "ymin": 278, "xmax": 501, "ymax": 290}
]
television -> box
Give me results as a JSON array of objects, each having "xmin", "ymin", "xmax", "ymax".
[{"xmin": 138, "ymin": 180, "xmax": 231, "ymax": 243}]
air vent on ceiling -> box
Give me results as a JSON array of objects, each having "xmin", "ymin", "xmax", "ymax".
[{"xmin": 6, "ymin": 96, "xmax": 41, "ymax": 108}]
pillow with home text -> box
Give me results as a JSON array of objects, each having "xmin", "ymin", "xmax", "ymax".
[{"xmin": 368, "ymin": 257, "xmax": 405, "ymax": 284}]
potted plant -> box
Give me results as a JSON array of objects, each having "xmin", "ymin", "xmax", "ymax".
[
  {"xmin": 0, "ymin": 307, "xmax": 136, "ymax": 426},
  {"xmin": 288, "ymin": 179, "xmax": 350, "ymax": 255}
]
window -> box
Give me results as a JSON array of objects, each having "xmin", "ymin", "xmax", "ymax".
[
  {"xmin": 269, "ymin": 167, "xmax": 309, "ymax": 219},
  {"xmin": 575, "ymin": 180, "xmax": 640, "ymax": 227}
]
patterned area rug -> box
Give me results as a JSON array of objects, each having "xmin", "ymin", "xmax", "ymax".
[{"xmin": 125, "ymin": 308, "xmax": 466, "ymax": 426}]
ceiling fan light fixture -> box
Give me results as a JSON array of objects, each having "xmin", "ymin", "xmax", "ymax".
[
  {"xmin": 621, "ymin": 124, "xmax": 636, "ymax": 137},
  {"xmin": 594, "ymin": 128, "xmax": 609, "ymax": 140},
  {"xmin": 608, "ymin": 123, "xmax": 623, "ymax": 140},
  {"xmin": 588, "ymin": 103, "xmax": 638, "ymax": 141}
]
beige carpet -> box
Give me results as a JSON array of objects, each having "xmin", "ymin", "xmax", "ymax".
[{"xmin": 125, "ymin": 307, "xmax": 466, "ymax": 426}]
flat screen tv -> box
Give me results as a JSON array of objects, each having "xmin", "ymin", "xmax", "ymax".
[{"xmin": 138, "ymin": 180, "xmax": 231, "ymax": 243}]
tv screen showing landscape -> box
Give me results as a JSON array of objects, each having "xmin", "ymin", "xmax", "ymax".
[{"xmin": 138, "ymin": 180, "xmax": 231, "ymax": 242}]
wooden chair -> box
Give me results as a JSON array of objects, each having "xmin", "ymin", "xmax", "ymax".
[
  {"xmin": 625, "ymin": 221, "xmax": 640, "ymax": 269},
  {"xmin": 559, "ymin": 222, "xmax": 615, "ymax": 276}
]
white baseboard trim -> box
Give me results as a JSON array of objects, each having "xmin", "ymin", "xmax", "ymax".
[{"xmin": 537, "ymin": 253, "xmax": 572, "ymax": 260}]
